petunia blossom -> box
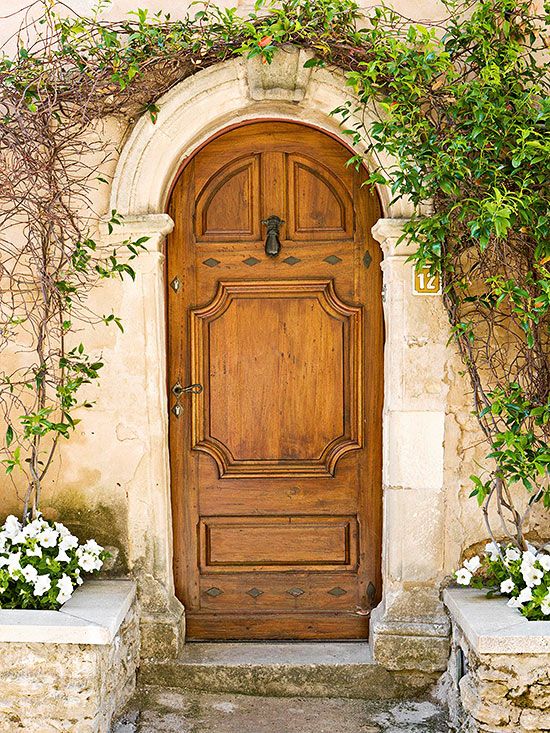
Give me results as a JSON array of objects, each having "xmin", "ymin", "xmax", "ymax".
[
  {"xmin": 455, "ymin": 568, "xmax": 472, "ymax": 585},
  {"xmin": 500, "ymin": 578, "xmax": 515, "ymax": 594}
]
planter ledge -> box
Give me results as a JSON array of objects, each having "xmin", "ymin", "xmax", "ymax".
[
  {"xmin": 0, "ymin": 579, "xmax": 136, "ymax": 644},
  {"xmin": 444, "ymin": 587, "xmax": 550, "ymax": 733},
  {"xmin": 444, "ymin": 586, "xmax": 550, "ymax": 654}
]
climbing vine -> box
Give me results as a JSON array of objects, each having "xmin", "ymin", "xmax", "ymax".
[{"xmin": 0, "ymin": 0, "xmax": 548, "ymax": 549}]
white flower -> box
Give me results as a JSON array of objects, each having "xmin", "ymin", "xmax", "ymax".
[
  {"xmin": 0, "ymin": 555, "xmax": 8, "ymax": 569},
  {"xmin": 10, "ymin": 530, "xmax": 26, "ymax": 545},
  {"xmin": 500, "ymin": 578, "xmax": 515, "ymax": 594},
  {"xmin": 527, "ymin": 543, "xmax": 538, "ymax": 555},
  {"xmin": 37, "ymin": 527, "xmax": 59, "ymax": 548},
  {"xmin": 522, "ymin": 565, "xmax": 544, "ymax": 588},
  {"xmin": 455, "ymin": 568, "xmax": 472, "ymax": 585},
  {"xmin": 536, "ymin": 554, "xmax": 550, "ymax": 572},
  {"xmin": 7, "ymin": 552, "xmax": 22, "ymax": 578},
  {"xmin": 78, "ymin": 552, "xmax": 102, "ymax": 573},
  {"xmin": 59, "ymin": 534, "xmax": 78, "ymax": 552},
  {"xmin": 521, "ymin": 551, "xmax": 537, "ymax": 569},
  {"xmin": 505, "ymin": 547, "xmax": 521, "ymax": 563},
  {"xmin": 23, "ymin": 518, "xmax": 47, "ymax": 539},
  {"xmin": 517, "ymin": 587, "xmax": 533, "ymax": 604},
  {"xmin": 54, "ymin": 522, "xmax": 71, "ymax": 537},
  {"xmin": 83, "ymin": 539, "xmax": 103, "ymax": 555},
  {"xmin": 33, "ymin": 574, "xmax": 52, "ymax": 597},
  {"xmin": 56, "ymin": 574, "xmax": 74, "ymax": 605},
  {"xmin": 3, "ymin": 515, "xmax": 22, "ymax": 540},
  {"xmin": 485, "ymin": 542, "xmax": 500, "ymax": 561},
  {"xmin": 56, "ymin": 548, "xmax": 71, "ymax": 563},
  {"xmin": 464, "ymin": 555, "xmax": 481, "ymax": 573},
  {"xmin": 26, "ymin": 543, "xmax": 42, "ymax": 558},
  {"xmin": 21, "ymin": 565, "xmax": 38, "ymax": 584},
  {"xmin": 541, "ymin": 594, "xmax": 550, "ymax": 616},
  {"xmin": 75, "ymin": 569, "xmax": 83, "ymax": 586},
  {"xmin": 507, "ymin": 596, "xmax": 523, "ymax": 608}
]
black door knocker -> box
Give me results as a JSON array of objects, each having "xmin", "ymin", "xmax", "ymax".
[{"xmin": 262, "ymin": 215, "xmax": 285, "ymax": 257}]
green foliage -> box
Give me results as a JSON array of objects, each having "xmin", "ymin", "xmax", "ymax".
[
  {"xmin": 333, "ymin": 0, "xmax": 549, "ymax": 547},
  {"xmin": 0, "ymin": 0, "xmax": 548, "ymax": 547}
]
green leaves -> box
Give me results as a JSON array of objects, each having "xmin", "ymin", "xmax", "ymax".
[
  {"xmin": 0, "ymin": 0, "xmax": 547, "ymax": 544},
  {"xmin": 469, "ymin": 474, "xmax": 492, "ymax": 506},
  {"xmin": 327, "ymin": 0, "xmax": 549, "ymax": 545}
]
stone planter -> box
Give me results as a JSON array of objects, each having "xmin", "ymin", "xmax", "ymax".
[
  {"xmin": 444, "ymin": 587, "xmax": 550, "ymax": 733},
  {"xmin": 0, "ymin": 580, "xmax": 139, "ymax": 733}
]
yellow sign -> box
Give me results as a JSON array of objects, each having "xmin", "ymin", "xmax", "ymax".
[{"xmin": 412, "ymin": 265, "xmax": 441, "ymax": 296}]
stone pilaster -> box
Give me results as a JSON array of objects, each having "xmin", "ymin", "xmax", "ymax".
[
  {"xmin": 99, "ymin": 214, "xmax": 185, "ymax": 659},
  {"xmin": 370, "ymin": 218, "xmax": 450, "ymax": 673}
]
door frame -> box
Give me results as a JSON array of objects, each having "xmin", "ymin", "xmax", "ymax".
[
  {"xmin": 106, "ymin": 52, "xmax": 450, "ymax": 663},
  {"xmin": 167, "ymin": 119, "xmax": 384, "ymax": 640}
]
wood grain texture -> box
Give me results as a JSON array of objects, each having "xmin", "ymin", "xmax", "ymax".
[{"xmin": 167, "ymin": 121, "xmax": 383, "ymax": 640}]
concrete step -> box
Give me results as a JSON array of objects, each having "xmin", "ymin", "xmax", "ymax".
[
  {"xmin": 114, "ymin": 687, "xmax": 450, "ymax": 733},
  {"xmin": 139, "ymin": 643, "xmax": 434, "ymax": 700}
]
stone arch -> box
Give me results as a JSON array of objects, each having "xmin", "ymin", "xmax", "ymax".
[
  {"xmin": 105, "ymin": 50, "xmax": 449, "ymax": 667},
  {"xmin": 110, "ymin": 49, "xmax": 412, "ymax": 219}
]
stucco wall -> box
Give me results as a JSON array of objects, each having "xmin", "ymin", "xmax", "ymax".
[{"xmin": 1, "ymin": 1, "xmax": 548, "ymax": 657}]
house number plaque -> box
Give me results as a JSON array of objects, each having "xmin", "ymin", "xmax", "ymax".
[{"xmin": 412, "ymin": 265, "xmax": 442, "ymax": 296}]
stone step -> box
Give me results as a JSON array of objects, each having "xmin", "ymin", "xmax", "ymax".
[
  {"xmin": 114, "ymin": 687, "xmax": 450, "ymax": 733},
  {"xmin": 139, "ymin": 642, "xmax": 434, "ymax": 700}
]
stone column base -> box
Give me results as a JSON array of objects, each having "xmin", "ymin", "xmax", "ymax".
[
  {"xmin": 139, "ymin": 591, "xmax": 185, "ymax": 660},
  {"xmin": 371, "ymin": 588, "xmax": 450, "ymax": 674}
]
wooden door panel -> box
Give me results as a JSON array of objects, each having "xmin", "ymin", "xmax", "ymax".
[
  {"xmin": 186, "ymin": 612, "xmax": 370, "ymax": 641},
  {"xmin": 195, "ymin": 154, "xmax": 261, "ymax": 241},
  {"xmin": 200, "ymin": 516, "xmax": 357, "ymax": 571},
  {"xmin": 198, "ymin": 572, "xmax": 361, "ymax": 610},
  {"xmin": 168, "ymin": 121, "xmax": 383, "ymax": 640},
  {"xmin": 197, "ymin": 469, "xmax": 360, "ymax": 516},
  {"xmin": 190, "ymin": 280, "xmax": 362, "ymax": 478},
  {"xmin": 287, "ymin": 155, "xmax": 354, "ymax": 240}
]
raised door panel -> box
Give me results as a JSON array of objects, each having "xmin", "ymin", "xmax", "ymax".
[
  {"xmin": 199, "ymin": 516, "xmax": 358, "ymax": 571},
  {"xmin": 190, "ymin": 280, "xmax": 363, "ymax": 478},
  {"xmin": 195, "ymin": 154, "xmax": 261, "ymax": 241},
  {"xmin": 287, "ymin": 154, "xmax": 354, "ymax": 241}
]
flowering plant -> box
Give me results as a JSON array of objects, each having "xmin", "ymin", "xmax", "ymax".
[
  {"xmin": 455, "ymin": 542, "xmax": 550, "ymax": 620},
  {"xmin": 0, "ymin": 514, "xmax": 108, "ymax": 610}
]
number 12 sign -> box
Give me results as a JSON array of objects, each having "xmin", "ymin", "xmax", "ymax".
[{"xmin": 412, "ymin": 265, "xmax": 442, "ymax": 296}]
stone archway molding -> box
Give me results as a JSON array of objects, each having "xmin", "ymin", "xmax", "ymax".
[{"xmin": 103, "ymin": 49, "xmax": 450, "ymax": 672}]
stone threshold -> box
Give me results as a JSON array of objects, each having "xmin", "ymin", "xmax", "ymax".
[
  {"xmin": 139, "ymin": 641, "xmax": 435, "ymax": 700},
  {"xmin": 0, "ymin": 579, "xmax": 136, "ymax": 645},
  {"xmin": 171, "ymin": 641, "xmax": 374, "ymax": 665},
  {"xmin": 444, "ymin": 587, "xmax": 550, "ymax": 654}
]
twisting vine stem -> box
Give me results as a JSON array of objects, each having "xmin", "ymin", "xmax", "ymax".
[{"xmin": 0, "ymin": 0, "xmax": 548, "ymax": 547}]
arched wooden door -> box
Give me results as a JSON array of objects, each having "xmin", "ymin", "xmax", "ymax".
[{"xmin": 167, "ymin": 121, "xmax": 383, "ymax": 640}]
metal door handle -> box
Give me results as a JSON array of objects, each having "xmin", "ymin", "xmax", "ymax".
[
  {"xmin": 172, "ymin": 382, "xmax": 203, "ymax": 397},
  {"xmin": 171, "ymin": 382, "xmax": 203, "ymax": 417}
]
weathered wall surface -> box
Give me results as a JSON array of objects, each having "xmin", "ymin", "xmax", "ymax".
[
  {"xmin": 0, "ymin": 1, "xmax": 548, "ymax": 664},
  {"xmin": 0, "ymin": 597, "xmax": 140, "ymax": 733},
  {"xmin": 447, "ymin": 616, "xmax": 550, "ymax": 733}
]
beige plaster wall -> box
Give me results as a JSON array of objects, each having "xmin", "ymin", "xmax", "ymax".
[{"xmin": 0, "ymin": 3, "xmax": 548, "ymax": 649}]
